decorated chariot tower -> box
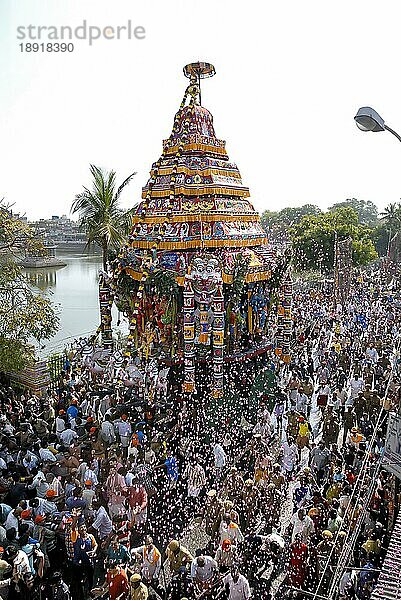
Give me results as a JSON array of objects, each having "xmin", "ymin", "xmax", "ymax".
[{"xmin": 112, "ymin": 63, "xmax": 292, "ymax": 399}]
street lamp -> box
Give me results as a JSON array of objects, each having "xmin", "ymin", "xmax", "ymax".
[
  {"xmin": 354, "ymin": 107, "xmax": 401, "ymax": 259},
  {"xmin": 354, "ymin": 106, "xmax": 401, "ymax": 142}
]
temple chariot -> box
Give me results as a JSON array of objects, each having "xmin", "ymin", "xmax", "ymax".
[{"xmin": 106, "ymin": 62, "xmax": 292, "ymax": 401}]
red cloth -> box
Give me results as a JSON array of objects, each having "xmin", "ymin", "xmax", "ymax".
[
  {"xmin": 290, "ymin": 543, "xmax": 308, "ymax": 587},
  {"xmin": 126, "ymin": 486, "xmax": 147, "ymax": 510},
  {"xmin": 106, "ymin": 569, "xmax": 129, "ymax": 600},
  {"xmin": 115, "ymin": 520, "xmax": 131, "ymax": 546}
]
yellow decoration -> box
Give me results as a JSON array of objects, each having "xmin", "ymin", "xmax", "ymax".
[
  {"xmin": 183, "ymin": 382, "xmax": 195, "ymax": 393},
  {"xmin": 124, "ymin": 267, "xmax": 271, "ymax": 285},
  {"xmin": 141, "ymin": 186, "xmax": 250, "ymax": 199},
  {"xmin": 156, "ymin": 166, "xmax": 242, "ymax": 179},
  {"xmin": 129, "ymin": 236, "xmax": 267, "ymax": 250},
  {"xmin": 213, "ymin": 330, "xmax": 224, "ymax": 344},
  {"xmin": 164, "ymin": 142, "xmax": 227, "ymax": 156},
  {"xmin": 183, "ymin": 325, "xmax": 195, "ymax": 339},
  {"xmin": 131, "ymin": 213, "xmax": 258, "ymax": 224}
]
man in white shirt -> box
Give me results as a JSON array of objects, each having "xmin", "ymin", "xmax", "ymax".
[
  {"xmin": 281, "ymin": 438, "xmax": 299, "ymax": 477},
  {"xmin": 82, "ymin": 464, "xmax": 99, "ymax": 487},
  {"xmin": 213, "ymin": 442, "xmax": 226, "ymax": 480},
  {"xmin": 334, "ymin": 387, "xmax": 348, "ymax": 414},
  {"xmin": 92, "ymin": 500, "xmax": 113, "ymax": 540},
  {"xmin": 295, "ymin": 389, "xmax": 309, "ymax": 415},
  {"xmin": 184, "ymin": 460, "xmax": 206, "ymax": 498},
  {"xmin": 290, "ymin": 508, "xmax": 315, "ymax": 543},
  {"xmin": 252, "ymin": 414, "xmax": 272, "ymax": 441},
  {"xmin": 1, "ymin": 417, "xmax": 14, "ymax": 437},
  {"xmin": 28, "ymin": 469, "xmax": 49, "ymax": 498},
  {"xmin": 39, "ymin": 444, "xmax": 57, "ymax": 464},
  {"xmin": 44, "ymin": 495, "xmax": 59, "ymax": 515},
  {"xmin": 31, "ymin": 494, "xmax": 57, "ymax": 516},
  {"xmin": 125, "ymin": 466, "xmax": 138, "ymax": 487},
  {"xmin": 366, "ymin": 344, "xmax": 379, "ymax": 365},
  {"xmin": 114, "ymin": 416, "xmax": 132, "ymax": 456},
  {"xmin": 213, "ymin": 443, "xmax": 226, "ymax": 468},
  {"xmin": 349, "ymin": 375, "xmax": 364, "ymax": 400},
  {"xmin": 100, "ymin": 416, "xmax": 116, "ymax": 446},
  {"xmin": 132, "ymin": 536, "xmax": 162, "ymax": 581},
  {"xmin": 4, "ymin": 508, "xmax": 20, "ymax": 532},
  {"xmin": 55, "ymin": 413, "xmax": 66, "ymax": 438},
  {"xmin": 80, "ymin": 396, "xmax": 97, "ymax": 418},
  {"xmin": 22, "ymin": 451, "xmax": 39, "ymax": 473},
  {"xmin": 190, "ymin": 555, "xmax": 217, "ymax": 584},
  {"xmin": 59, "ymin": 424, "xmax": 78, "ymax": 447},
  {"xmin": 339, "ymin": 569, "xmax": 357, "ymax": 596},
  {"xmin": 224, "ymin": 567, "xmax": 251, "ymax": 600},
  {"xmin": 5, "ymin": 546, "xmax": 30, "ymax": 584},
  {"xmin": 219, "ymin": 515, "xmax": 244, "ymax": 545}
]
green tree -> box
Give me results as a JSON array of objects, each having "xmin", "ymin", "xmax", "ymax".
[
  {"xmin": 378, "ymin": 201, "xmax": 401, "ymax": 258},
  {"xmin": 380, "ymin": 202, "xmax": 401, "ymax": 230},
  {"xmin": 329, "ymin": 198, "xmax": 379, "ymax": 227},
  {"xmin": 260, "ymin": 210, "xmax": 280, "ymax": 231},
  {"xmin": 0, "ymin": 203, "xmax": 59, "ymax": 372},
  {"xmin": 261, "ymin": 204, "xmax": 322, "ymax": 235},
  {"xmin": 72, "ymin": 164, "xmax": 136, "ymax": 269},
  {"xmin": 291, "ymin": 207, "xmax": 377, "ymax": 272},
  {"xmin": 371, "ymin": 224, "xmax": 391, "ymax": 257},
  {"xmin": 279, "ymin": 204, "xmax": 322, "ymax": 224}
]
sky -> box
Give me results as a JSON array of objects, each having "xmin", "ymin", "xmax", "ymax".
[{"xmin": 2, "ymin": 0, "xmax": 401, "ymax": 221}]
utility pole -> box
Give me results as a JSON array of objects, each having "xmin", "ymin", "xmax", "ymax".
[{"xmin": 334, "ymin": 234, "xmax": 353, "ymax": 307}]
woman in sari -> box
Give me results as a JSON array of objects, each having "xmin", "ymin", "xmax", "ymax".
[{"xmin": 289, "ymin": 534, "xmax": 309, "ymax": 589}]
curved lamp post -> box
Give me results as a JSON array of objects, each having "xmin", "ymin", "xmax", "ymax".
[
  {"xmin": 354, "ymin": 106, "xmax": 401, "ymax": 142},
  {"xmin": 354, "ymin": 106, "xmax": 401, "ymax": 258}
]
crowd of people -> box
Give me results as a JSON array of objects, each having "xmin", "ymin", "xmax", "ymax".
[{"xmin": 0, "ymin": 262, "xmax": 399, "ymax": 600}]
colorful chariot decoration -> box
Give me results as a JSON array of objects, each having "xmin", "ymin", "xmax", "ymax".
[{"xmin": 108, "ymin": 62, "xmax": 292, "ymax": 398}]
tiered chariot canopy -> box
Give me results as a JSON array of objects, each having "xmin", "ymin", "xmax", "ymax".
[
  {"xmin": 126, "ymin": 62, "xmax": 273, "ymax": 284},
  {"xmin": 113, "ymin": 63, "xmax": 292, "ymax": 398}
]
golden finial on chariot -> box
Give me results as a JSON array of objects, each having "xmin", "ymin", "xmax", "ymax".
[
  {"xmin": 183, "ymin": 61, "xmax": 216, "ymax": 81},
  {"xmin": 183, "ymin": 62, "xmax": 216, "ymax": 104}
]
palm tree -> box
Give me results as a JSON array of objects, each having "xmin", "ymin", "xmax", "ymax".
[
  {"xmin": 380, "ymin": 202, "xmax": 401, "ymax": 256},
  {"xmin": 72, "ymin": 165, "xmax": 136, "ymax": 349},
  {"xmin": 380, "ymin": 202, "xmax": 400, "ymax": 227},
  {"xmin": 71, "ymin": 164, "xmax": 136, "ymax": 269}
]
